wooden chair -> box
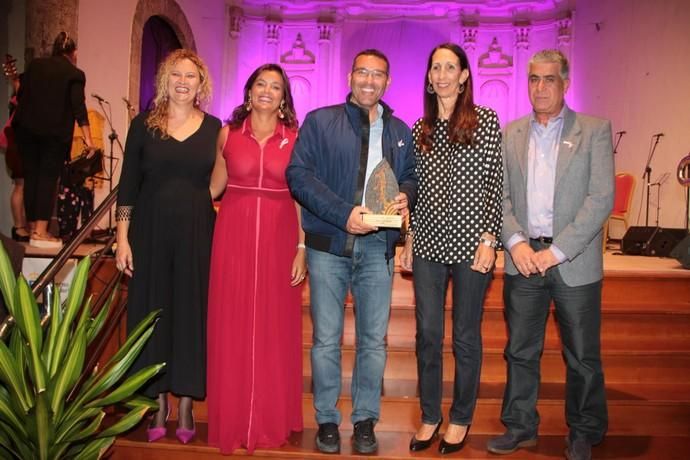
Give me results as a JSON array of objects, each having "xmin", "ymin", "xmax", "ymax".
[{"xmin": 604, "ymin": 172, "xmax": 636, "ymax": 247}]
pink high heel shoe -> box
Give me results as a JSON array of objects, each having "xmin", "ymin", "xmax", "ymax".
[
  {"xmin": 147, "ymin": 405, "xmax": 171, "ymax": 442},
  {"xmin": 175, "ymin": 410, "xmax": 196, "ymax": 444}
]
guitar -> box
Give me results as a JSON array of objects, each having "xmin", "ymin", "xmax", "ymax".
[{"xmin": 1, "ymin": 54, "xmax": 19, "ymax": 149}]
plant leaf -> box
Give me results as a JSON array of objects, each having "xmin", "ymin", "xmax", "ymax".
[
  {"xmin": 50, "ymin": 256, "xmax": 90, "ymax": 376},
  {"xmin": 86, "ymin": 363, "xmax": 164, "ymax": 408},
  {"xmin": 54, "ymin": 407, "xmax": 102, "ymax": 444},
  {"xmin": 16, "ymin": 277, "xmax": 47, "ymax": 393},
  {"xmin": 86, "ymin": 292, "xmax": 113, "ymax": 346},
  {"xmin": 50, "ymin": 322, "xmax": 87, "ymax": 420},
  {"xmin": 95, "ymin": 405, "xmax": 148, "ymax": 439},
  {"xmin": 0, "ymin": 339, "xmax": 31, "ymax": 413},
  {"xmin": 35, "ymin": 391, "xmax": 50, "ymax": 460},
  {"xmin": 0, "ymin": 387, "xmax": 28, "ymax": 439},
  {"xmin": 8, "ymin": 326, "xmax": 32, "ymax": 408},
  {"xmin": 121, "ymin": 394, "xmax": 158, "ymax": 410},
  {"xmin": 0, "ymin": 419, "xmax": 27, "ymax": 460},
  {"xmin": 78, "ymin": 323, "xmax": 156, "ymax": 405},
  {"xmin": 75, "ymin": 294, "xmax": 94, "ymax": 333},
  {"xmin": 104, "ymin": 309, "xmax": 160, "ymax": 366},
  {"xmin": 43, "ymin": 285, "xmax": 62, "ymax": 376},
  {"xmin": 64, "ymin": 410, "xmax": 105, "ymax": 443},
  {"xmin": 72, "ymin": 436, "xmax": 114, "ymax": 460},
  {"xmin": 0, "ymin": 241, "xmax": 17, "ymax": 316},
  {"xmin": 78, "ymin": 309, "xmax": 159, "ymax": 396}
]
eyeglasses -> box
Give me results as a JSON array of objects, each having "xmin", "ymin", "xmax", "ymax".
[
  {"xmin": 528, "ymin": 75, "xmax": 561, "ymax": 87},
  {"xmin": 352, "ymin": 67, "xmax": 388, "ymax": 81}
]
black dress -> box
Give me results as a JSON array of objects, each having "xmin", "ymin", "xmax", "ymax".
[{"xmin": 117, "ymin": 112, "xmax": 221, "ymax": 399}]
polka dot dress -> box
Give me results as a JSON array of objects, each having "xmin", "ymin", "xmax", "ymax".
[{"xmin": 411, "ymin": 105, "xmax": 503, "ymax": 264}]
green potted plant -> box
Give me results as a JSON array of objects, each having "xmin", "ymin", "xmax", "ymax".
[{"xmin": 0, "ymin": 243, "xmax": 164, "ymax": 459}]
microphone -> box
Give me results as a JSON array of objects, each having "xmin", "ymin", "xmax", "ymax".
[
  {"xmin": 91, "ymin": 93, "xmax": 109, "ymax": 104},
  {"xmin": 122, "ymin": 97, "xmax": 133, "ymax": 110},
  {"xmin": 652, "ymin": 132, "xmax": 664, "ymax": 137},
  {"xmin": 615, "ymin": 130, "xmax": 627, "ymax": 135}
]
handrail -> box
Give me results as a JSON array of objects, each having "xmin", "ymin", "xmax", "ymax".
[{"xmin": 0, "ymin": 185, "xmax": 119, "ymax": 339}]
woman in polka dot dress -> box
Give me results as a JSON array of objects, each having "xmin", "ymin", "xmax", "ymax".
[{"xmin": 402, "ymin": 42, "xmax": 503, "ymax": 455}]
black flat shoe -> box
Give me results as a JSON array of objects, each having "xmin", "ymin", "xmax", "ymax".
[
  {"xmin": 439, "ymin": 424, "xmax": 470, "ymax": 455},
  {"xmin": 11, "ymin": 227, "xmax": 30, "ymax": 242},
  {"xmin": 409, "ymin": 418, "xmax": 442, "ymax": 452}
]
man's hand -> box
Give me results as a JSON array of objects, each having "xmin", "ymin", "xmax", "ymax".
[
  {"xmin": 533, "ymin": 249, "xmax": 559, "ymax": 276},
  {"xmin": 510, "ymin": 241, "xmax": 539, "ymax": 277},
  {"xmin": 346, "ymin": 206, "xmax": 378, "ymax": 234}
]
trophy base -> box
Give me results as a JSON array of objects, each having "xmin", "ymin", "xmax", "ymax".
[{"xmin": 362, "ymin": 214, "xmax": 402, "ymax": 228}]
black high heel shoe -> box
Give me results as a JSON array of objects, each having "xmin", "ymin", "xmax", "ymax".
[
  {"xmin": 409, "ymin": 418, "xmax": 443, "ymax": 452},
  {"xmin": 439, "ymin": 424, "xmax": 470, "ymax": 455},
  {"xmin": 11, "ymin": 227, "xmax": 30, "ymax": 242}
]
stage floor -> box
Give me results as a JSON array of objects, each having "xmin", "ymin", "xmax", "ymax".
[{"xmin": 19, "ymin": 240, "xmax": 690, "ymax": 277}]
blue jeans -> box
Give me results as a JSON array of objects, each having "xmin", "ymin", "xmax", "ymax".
[
  {"xmin": 413, "ymin": 257, "xmax": 491, "ymax": 426},
  {"xmin": 501, "ymin": 240, "xmax": 608, "ymax": 444},
  {"xmin": 307, "ymin": 233, "xmax": 393, "ymax": 425}
]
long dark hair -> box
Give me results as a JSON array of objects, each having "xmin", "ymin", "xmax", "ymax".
[
  {"xmin": 419, "ymin": 43, "xmax": 478, "ymax": 152},
  {"xmin": 228, "ymin": 63, "xmax": 298, "ymax": 130},
  {"xmin": 52, "ymin": 31, "xmax": 77, "ymax": 57}
]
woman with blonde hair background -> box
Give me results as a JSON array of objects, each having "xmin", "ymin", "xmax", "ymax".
[{"xmin": 115, "ymin": 48, "xmax": 221, "ymax": 444}]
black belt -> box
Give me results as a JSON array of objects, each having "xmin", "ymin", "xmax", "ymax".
[{"xmin": 530, "ymin": 236, "xmax": 553, "ymax": 244}]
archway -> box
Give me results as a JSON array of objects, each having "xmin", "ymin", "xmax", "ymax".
[{"xmin": 129, "ymin": 0, "xmax": 196, "ymax": 113}]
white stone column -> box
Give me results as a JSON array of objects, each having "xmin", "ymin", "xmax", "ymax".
[
  {"xmin": 265, "ymin": 21, "xmax": 281, "ymax": 63},
  {"xmin": 462, "ymin": 26, "xmax": 478, "ymax": 75},
  {"xmin": 556, "ymin": 18, "xmax": 574, "ymax": 105},
  {"xmin": 317, "ymin": 23, "xmax": 333, "ymax": 107},
  {"xmin": 514, "ymin": 25, "xmax": 531, "ymax": 117},
  {"xmin": 556, "ymin": 18, "xmax": 572, "ymax": 61},
  {"xmin": 222, "ymin": 4, "xmax": 243, "ymax": 118}
]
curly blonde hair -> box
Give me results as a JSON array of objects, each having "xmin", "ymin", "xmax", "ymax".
[{"xmin": 145, "ymin": 49, "xmax": 213, "ymax": 138}]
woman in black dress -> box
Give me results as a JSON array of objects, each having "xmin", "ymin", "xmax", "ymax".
[
  {"xmin": 115, "ymin": 49, "xmax": 221, "ymax": 444},
  {"xmin": 401, "ymin": 43, "xmax": 503, "ymax": 454}
]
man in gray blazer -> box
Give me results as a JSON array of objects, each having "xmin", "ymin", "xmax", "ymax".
[{"xmin": 487, "ymin": 50, "xmax": 614, "ymax": 460}]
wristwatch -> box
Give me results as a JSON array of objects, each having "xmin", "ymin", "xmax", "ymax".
[{"xmin": 479, "ymin": 236, "xmax": 498, "ymax": 249}]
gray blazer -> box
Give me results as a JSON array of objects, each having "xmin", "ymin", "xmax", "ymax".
[{"xmin": 501, "ymin": 106, "xmax": 615, "ymax": 287}]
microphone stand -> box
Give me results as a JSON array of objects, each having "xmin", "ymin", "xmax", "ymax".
[
  {"xmin": 613, "ymin": 131, "xmax": 625, "ymax": 155},
  {"xmin": 643, "ymin": 135, "xmax": 662, "ymax": 227},
  {"xmin": 95, "ymin": 98, "xmax": 124, "ymax": 236}
]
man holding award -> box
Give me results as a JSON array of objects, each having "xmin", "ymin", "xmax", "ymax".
[{"xmin": 287, "ymin": 49, "xmax": 417, "ymax": 455}]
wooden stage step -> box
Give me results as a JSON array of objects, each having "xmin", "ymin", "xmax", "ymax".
[
  {"xmin": 110, "ymin": 251, "xmax": 690, "ymax": 458},
  {"xmin": 113, "ymin": 424, "xmax": 690, "ymax": 459}
]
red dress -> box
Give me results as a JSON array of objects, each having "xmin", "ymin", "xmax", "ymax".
[{"xmin": 207, "ymin": 119, "xmax": 303, "ymax": 454}]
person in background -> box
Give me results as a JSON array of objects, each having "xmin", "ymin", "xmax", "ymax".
[
  {"xmin": 115, "ymin": 48, "xmax": 220, "ymax": 445},
  {"xmin": 206, "ymin": 63, "xmax": 305, "ymax": 454},
  {"xmin": 13, "ymin": 31, "xmax": 96, "ymax": 248},
  {"xmin": 1, "ymin": 75, "xmax": 28, "ymax": 242},
  {"xmin": 287, "ymin": 49, "xmax": 417, "ymax": 455},
  {"xmin": 487, "ymin": 49, "xmax": 613, "ymax": 460},
  {"xmin": 400, "ymin": 42, "xmax": 503, "ymax": 455}
]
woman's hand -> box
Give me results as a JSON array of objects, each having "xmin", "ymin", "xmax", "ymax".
[
  {"xmin": 400, "ymin": 235, "xmax": 413, "ymax": 272},
  {"xmin": 290, "ymin": 247, "xmax": 307, "ymax": 286},
  {"xmin": 471, "ymin": 243, "xmax": 496, "ymax": 274},
  {"xmin": 115, "ymin": 239, "xmax": 134, "ymax": 276}
]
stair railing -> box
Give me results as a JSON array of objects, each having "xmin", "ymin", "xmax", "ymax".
[{"xmin": 0, "ymin": 185, "xmax": 120, "ymax": 340}]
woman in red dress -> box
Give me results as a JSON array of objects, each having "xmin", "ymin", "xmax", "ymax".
[{"xmin": 207, "ymin": 63, "xmax": 305, "ymax": 454}]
